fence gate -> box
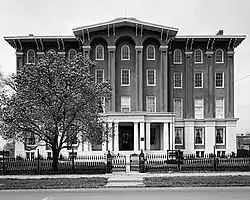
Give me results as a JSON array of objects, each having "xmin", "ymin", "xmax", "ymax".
[
  {"xmin": 112, "ymin": 155, "xmax": 126, "ymax": 172},
  {"xmin": 130, "ymin": 154, "xmax": 139, "ymax": 171}
]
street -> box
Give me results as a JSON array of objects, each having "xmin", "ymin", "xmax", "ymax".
[{"xmin": 0, "ymin": 187, "xmax": 250, "ymax": 200}]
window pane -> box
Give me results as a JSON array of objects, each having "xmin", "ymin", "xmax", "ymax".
[
  {"xmin": 194, "ymin": 128, "xmax": 204, "ymax": 145},
  {"xmin": 121, "ymin": 69, "xmax": 130, "ymax": 86},
  {"xmin": 121, "ymin": 96, "xmax": 131, "ymax": 112},
  {"xmin": 121, "ymin": 45, "xmax": 130, "ymax": 60},
  {"xmin": 174, "ymin": 73, "xmax": 182, "ymax": 88},
  {"xmin": 194, "ymin": 73, "xmax": 203, "ymax": 88},
  {"xmin": 175, "ymin": 128, "xmax": 184, "ymax": 145},
  {"xmin": 216, "ymin": 49, "xmax": 223, "ymax": 63},
  {"xmin": 174, "ymin": 49, "xmax": 182, "ymax": 63},
  {"xmin": 27, "ymin": 50, "xmax": 35, "ymax": 64},
  {"xmin": 147, "ymin": 45, "xmax": 155, "ymax": 60},
  {"xmin": 96, "ymin": 45, "xmax": 104, "ymax": 60},
  {"xmin": 195, "ymin": 49, "xmax": 202, "ymax": 63},
  {"xmin": 95, "ymin": 69, "xmax": 104, "ymax": 84},
  {"xmin": 147, "ymin": 69, "xmax": 155, "ymax": 85},
  {"xmin": 69, "ymin": 49, "xmax": 77, "ymax": 60},
  {"xmin": 174, "ymin": 98, "xmax": 183, "ymax": 119},
  {"xmin": 195, "ymin": 98, "xmax": 204, "ymax": 119},
  {"xmin": 215, "ymin": 72, "xmax": 224, "ymax": 88},
  {"xmin": 146, "ymin": 96, "xmax": 156, "ymax": 112},
  {"xmin": 216, "ymin": 127, "xmax": 225, "ymax": 144},
  {"xmin": 216, "ymin": 99, "xmax": 224, "ymax": 118}
]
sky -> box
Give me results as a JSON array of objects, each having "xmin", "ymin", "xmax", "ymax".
[{"xmin": 0, "ymin": 0, "xmax": 250, "ymax": 147}]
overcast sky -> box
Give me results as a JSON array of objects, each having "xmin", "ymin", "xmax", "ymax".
[{"xmin": 0, "ymin": 0, "xmax": 249, "ymax": 147}]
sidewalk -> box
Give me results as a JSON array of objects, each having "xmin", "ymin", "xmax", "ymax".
[{"xmin": 0, "ymin": 171, "xmax": 250, "ymax": 179}]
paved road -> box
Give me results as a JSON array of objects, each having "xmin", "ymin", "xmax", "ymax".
[{"xmin": 0, "ymin": 188, "xmax": 250, "ymax": 200}]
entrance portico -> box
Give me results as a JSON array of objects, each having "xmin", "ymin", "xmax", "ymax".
[{"xmin": 101, "ymin": 112, "xmax": 175, "ymax": 154}]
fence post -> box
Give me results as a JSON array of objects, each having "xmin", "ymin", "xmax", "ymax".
[
  {"xmin": 139, "ymin": 150, "xmax": 145, "ymax": 173},
  {"xmin": 106, "ymin": 151, "xmax": 112, "ymax": 173},
  {"xmin": 177, "ymin": 150, "xmax": 181, "ymax": 171},
  {"xmin": 72, "ymin": 147, "xmax": 75, "ymax": 174},
  {"xmin": 37, "ymin": 149, "xmax": 40, "ymax": 175},
  {"xmin": 2, "ymin": 150, "xmax": 5, "ymax": 175},
  {"xmin": 213, "ymin": 145, "xmax": 216, "ymax": 171}
]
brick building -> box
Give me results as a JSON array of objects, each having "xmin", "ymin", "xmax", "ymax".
[{"xmin": 4, "ymin": 18, "xmax": 245, "ymax": 159}]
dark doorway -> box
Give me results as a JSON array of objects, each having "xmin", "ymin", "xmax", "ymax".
[{"xmin": 119, "ymin": 125, "xmax": 134, "ymax": 151}]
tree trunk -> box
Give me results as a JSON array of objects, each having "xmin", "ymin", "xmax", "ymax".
[{"xmin": 52, "ymin": 149, "xmax": 59, "ymax": 172}]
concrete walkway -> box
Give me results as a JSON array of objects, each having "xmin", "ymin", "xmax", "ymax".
[{"xmin": 0, "ymin": 171, "xmax": 250, "ymax": 179}]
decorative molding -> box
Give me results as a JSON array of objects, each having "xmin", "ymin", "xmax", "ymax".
[
  {"xmin": 16, "ymin": 52, "xmax": 24, "ymax": 55},
  {"xmin": 82, "ymin": 46, "xmax": 91, "ymax": 49},
  {"xmin": 135, "ymin": 46, "xmax": 143, "ymax": 50},
  {"xmin": 227, "ymin": 51, "xmax": 235, "ymax": 55},
  {"xmin": 185, "ymin": 51, "xmax": 193, "ymax": 55},
  {"xmin": 159, "ymin": 46, "xmax": 168, "ymax": 51},
  {"xmin": 205, "ymin": 51, "xmax": 214, "ymax": 55},
  {"xmin": 37, "ymin": 52, "xmax": 44, "ymax": 55},
  {"xmin": 107, "ymin": 46, "xmax": 116, "ymax": 49},
  {"xmin": 58, "ymin": 52, "xmax": 66, "ymax": 55}
]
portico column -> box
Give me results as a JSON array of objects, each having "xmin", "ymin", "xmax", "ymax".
[
  {"xmin": 206, "ymin": 51, "xmax": 214, "ymax": 118},
  {"xmin": 134, "ymin": 122, "xmax": 139, "ymax": 152},
  {"xmin": 163, "ymin": 122, "xmax": 169, "ymax": 151},
  {"xmin": 139, "ymin": 122, "xmax": 145, "ymax": 151},
  {"xmin": 102, "ymin": 122, "xmax": 107, "ymax": 152},
  {"xmin": 108, "ymin": 46, "xmax": 116, "ymax": 112},
  {"xmin": 82, "ymin": 46, "xmax": 91, "ymax": 58},
  {"xmin": 113, "ymin": 122, "xmax": 119, "ymax": 152},
  {"xmin": 169, "ymin": 122, "xmax": 175, "ymax": 150},
  {"xmin": 108, "ymin": 122, "xmax": 113, "ymax": 151},
  {"xmin": 135, "ymin": 46, "xmax": 143, "ymax": 111},
  {"xmin": 145, "ymin": 122, "xmax": 151, "ymax": 151},
  {"xmin": 83, "ymin": 142, "xmax": 89, "ymax": 152},
  {"xmin": 160, "ymin": 46, "xmax": 168, "ymax": 112}
]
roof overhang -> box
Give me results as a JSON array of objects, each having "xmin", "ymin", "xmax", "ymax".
[
  {"xmin": 73, "ymin": 17, "xmax": 179, "ymax": 37},
  {"xmin": 4, "ymin": 35, "xmax": 77, "ymax": 49},
  {"xmin": 175, "ymin": 35, "xmax": 246, "ymax": 48}
]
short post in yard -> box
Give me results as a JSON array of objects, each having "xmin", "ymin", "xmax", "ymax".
[
  {"xmin": 72, "ymin": 146, "xmax": 75, "ymax": 174},
  {"xmin": 106, "ymin": 150, "xmax": 112, "ymax": 173},
  {"xmin": 213, "ymin": 145, "xmax": 216, "ymax": 171},
  {"xmin": 37, "ymin": 149, "xmax": 40, "ymax": 174},
  {"xmin": 139, "ymin": 149, "xmax": 145, "ymax": 173},
  {"xmin": 2, "ymin": 150, "xmax": 5, "ymax": 175}
]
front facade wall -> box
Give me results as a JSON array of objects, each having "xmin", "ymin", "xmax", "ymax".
[{"xmin": 11, "ymin": 20, "xmax": 240, "ymax": 158}]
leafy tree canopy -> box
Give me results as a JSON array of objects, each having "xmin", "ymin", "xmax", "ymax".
[{"xmin": 0, "ymin": 52, "xmax": 111, "ymax": 169}]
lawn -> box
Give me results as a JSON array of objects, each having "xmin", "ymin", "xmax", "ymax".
[
  {"xmin": 143, "ymin": 175, "xmax": 250, "ymax": 187},
  {"xmin": 0, "ymin": 177, "xmax": 108, "ymax": 190}
]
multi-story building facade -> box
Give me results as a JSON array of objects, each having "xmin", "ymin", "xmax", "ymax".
[{"xmin": 4, "ymin": 18, "xmax": 245, "ymax": 159}]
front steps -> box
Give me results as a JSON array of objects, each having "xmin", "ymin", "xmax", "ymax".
[{"xmin": 106, "ymin": 172, "xmax": 145, "ymax": 187}]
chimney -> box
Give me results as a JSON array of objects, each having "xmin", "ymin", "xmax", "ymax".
[
  {"xmin": 216, "ymin": 30, "xmax": 224, "ymax": 35},
  {"xmin": 29, "ymin": 34, "xmax": 34, "ymax": 36}
]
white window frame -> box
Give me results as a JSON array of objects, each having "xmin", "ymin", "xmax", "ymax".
[
  {"xmin": 121, "ymin": 69, "xmax": 130, "ymax": 86},
  {"xmin": 68, "ymin": 49, "xmax": 77, "ymax": 60},
  {"xmin": 216, "ymin": 98, "xmax": 224, "ymax": 119},
  {"xmin": 195, "ymin": 98, "xmax": 204, "ymax": 119},
  {"xmin": 174, "ymin": 98, "xmax": 183, "ymax": 119},
  {"xmin": 27, "ymin": 49, "xmax": 36, "ymax": 64},
  {"xmin": 194, "ymin": 127, "xmax": 205, "ymax": 145},
  {"xmin": 121, "ymin": 45, "xmax": 130, "ymax": 60},
  {"xmin": 215, "ymin": 49, "xmax": 224, "ymax": 63},
  {"xmin": 215, "ymin": 127, "xmax": 226, "ymax": 145},
  {"xmin": 95, "ymin": 45, "xmax": 104, "ymax": 60},
  {"xmin": 147, "ymin": 69, "xmax": 156, "ymax": 86},
  {"xmin": 174, "ymin": 72, "xmax": 182, "ymax": 88},
  {"xmin": 194, "ymin": 72, "xmax": 203, "ymax": 88},
  {"xmin": 175, "ymin": 127, "xmax": 184, "ymax": 146},
  {"xmin": 146, "ymin": 45, "xmax": 155, "ymax": 60},
  {"xmin": 173, "ymin": 49, "xmax": 182, "ymax": 64},
  {"xmin": 121, "ymin": 96, "xmax": 131, "ymax": 112},
  {"xmin": 194, "ymin": 49, "xmax": 203, "ymax": 64},
  {"xmin": 146, "ymin": 96, "xmax": 156, "ymax": 113},
  {"xmin": 215, "ymin": 72, "xmax": 224, "ymax": 88},
  {"xmin": 95, "ymin": 69, "xmax": 104, "ymax": 84}
]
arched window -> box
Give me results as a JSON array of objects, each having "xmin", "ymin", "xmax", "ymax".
[
  {"xmin": 194, "ymin": 49, "xmax": 203, "ymax": 63},
  {"xmin": 68, "ymin": 49, "xmax": 77, "ymax": 60},
  {"xmin": 173, "ymin": 49, "xmax": 182, "ymax": 64},
  {"xmin": 95, "ymin": 45, "xmax": 104, "ymax": 60},
  {"xmin": 121, "ymin": 45, "xmax": 130, "ymax": 60},
  {"xmin": 215, "ymin": 49, "xmax": 224, "ymax": 63},
  {"xmin": 27, "ymin": 49, "xmax": 36, "ymax": 64},
  {"xmin": 147, "ymin": 45, "xmax": 155, "ymax": 60},
  {"xmin": 48, "ymin": 49, "xmax": 56, "ymax": 54}
]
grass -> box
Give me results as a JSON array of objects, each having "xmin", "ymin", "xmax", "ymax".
[
  {"xmin": 0, "ymin": 177, "xmax": 108, "ymax": 190},
  {"xmin": 143, "ymin": 175, "xmax": 250, "ymax": 187}
]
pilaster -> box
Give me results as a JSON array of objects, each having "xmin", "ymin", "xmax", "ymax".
[
  {"xmin": 82, "ymin": 46, "xmax": 91, "ymax": 58},
  {"xmin": 135, "ymin": 46, "xmax": 143, "ymax": 111},
  {"xmin": 160, "ymin": 46, "xmax": 168, "ymax": 112},
  {"xmin": 113, "ymin": 122, "xmax": 119, "ymax": 152},
  {"xmin": 134, "ymin": 122, "xmax": 139, "ymax": 152},
  {"xmin": 163, "ymin": 122, "xmax": 169, "ymax": 150},
  {"xmin": 108, "ymin": 46, "xmax": 116, "ymax": 112},
  {"xmin": 145, "ymin": 122, "xmax": 151, "ymax": 151},
  {"xmin": 139, "ymin": 122, "xmax": 145, "ymax": 151},
  {"xmin": 227, "ymin": 51, "xmax": 235, "ymax": 118}
]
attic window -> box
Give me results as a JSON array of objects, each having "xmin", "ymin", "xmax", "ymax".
[
  {"xmin": 27, "ymin": 49, "xmax": 35, "ymax": 64},
  {"xmin": 121, "ymin": 45, "xmax": 130, "ymax": 60}
]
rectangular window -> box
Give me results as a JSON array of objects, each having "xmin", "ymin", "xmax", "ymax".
[
  {"xmin": 175, "ymin": 127, "xmax": 184, "ymax": 145},
  {"xmin": 95, "ymin": 69, "xmax": 104, "ymax": 84},
  {"xmin": 121, "ymin": 69, "xmax": 130, "ymax": 86},
  {"xmin": 215, "ymin": 127, "xmax": 225, "ymax": 145},
  {"xmin": 194, "ymin": 127, "xmax": 205, "ymax": 145},
  {"xmin": 174, "ymin": 98, "xmax": 183, "ymax": 119},
  {"xmin": 121, "ymin": 96, "xmax": 131, "ymax": 112},
  {"xmin": 194, "ymin": 72, "xmax": 203, "ymax": 88},
  {"xmin": 147, "ymin": 69, "xmax": 156, "ymax": 86},
  {"xmin": 215, "ymin": 72, "xmax": 224, "ymax": 88},
  {"xmin": 146, "ymin": 96, "xmax": 156, "ymax": 112},
  {"xmin": 195, "ymin": 98, "xmax": 204, "ymax": 119},
  {"xmin": 174, "ymin": 72, "xmax": 182, "ymax": 88},
  {"xmin": 216, "ymin": 98, "xmax": 224, "ymax": 119}
]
